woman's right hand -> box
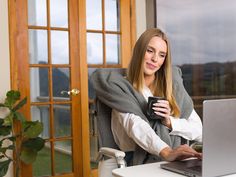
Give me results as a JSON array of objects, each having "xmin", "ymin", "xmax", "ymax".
[{"xmin": 159, "ymin": 144, "xmax": 202, "ymax": 162}]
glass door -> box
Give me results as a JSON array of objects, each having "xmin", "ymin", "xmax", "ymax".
[{"xmin": 9, "ymin": 0, "xmax": 90, "ymax": 176}]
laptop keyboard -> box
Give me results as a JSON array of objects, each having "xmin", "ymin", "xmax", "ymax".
[{"xmin": 187, "ymin": 165, "xmax": 202, "ymax": 173}]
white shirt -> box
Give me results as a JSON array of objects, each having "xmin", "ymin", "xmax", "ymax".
[{"xmin": 111, "ymin": 86, "xmax": 202, "ymax": 156}]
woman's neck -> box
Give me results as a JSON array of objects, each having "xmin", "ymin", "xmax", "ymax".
[{"xmin": 144, "ymin": 74, "xmax": 155, "ymax": 89}]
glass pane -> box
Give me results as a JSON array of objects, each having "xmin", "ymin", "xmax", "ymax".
[
  {"xmin": 105, "ymin": 0, "xmax": 120, "ymax": 31},
  {"xmin": 28, "ymin": 0, "xmax": 47, "ymax": 26},
  {"xmin": 50, "ymin": 0, "xmax": 68, "ymax": 28},
  {"xmin": 52, "ymin": 68, "xmax": 70, "ymax": 100},
  {"xmin": 31, "ymin": 105, "xmax": 50, "ymax": 139},
  {"xmin": 54, "ymin": 140, "xmax": 72, "ymax": 174},
  {"xmin": 106, "ymin": 34, "xmax": 120, "ymax": 64},
  {"xmin": 33, "ymin": 142, "xmax": 52, "ymax": 176},
  {"xmin": 86, "ymin": 0, "xmax": 102, "ymax": 30},
  {"xmin": 87, "ymin": 33, "xmax": 103, "ymax": 64},
  {"xmin": 156, "ymin": 0, "xmax": 236, "ymax": 116},
  {"xmin": 53, "ymin": 104, "xmax": 71, "ymax": 138},
  {"xmin": 30, "ymin": 68, "xmax": 49, "ymax": 102},
  {"xmin": 51, "ymin": 31, "xmax": 69, "ymax": 64},
  {"xmin": 29, "ymin": 29, "xmax": 48, "ymax": 64}
]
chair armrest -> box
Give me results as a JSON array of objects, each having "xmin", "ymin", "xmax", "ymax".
[{"xmin": 97, "ymin": 147, "xmax": 126, "ymax": 168}]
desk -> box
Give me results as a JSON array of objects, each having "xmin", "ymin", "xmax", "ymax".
[{"xmin": 112, "ymin": 161, "xmax": 236, "ymax": 177}]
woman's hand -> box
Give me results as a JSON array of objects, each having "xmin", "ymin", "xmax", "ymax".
[
  {"xmin": 159, "ymin": 144, "xmax": 202, "ymax": 162},
  {"xmin": 153, "ymin": 100, "xmax": 172, "ymax": 128}
]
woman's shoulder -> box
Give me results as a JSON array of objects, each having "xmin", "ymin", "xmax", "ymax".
[
  {"xmin": 91, "ymin": 68, "xmax": 125, "ymax": 82},
  {"xmin": 172, "ymin": 65, "xmax": 183, "ymax": 82}
]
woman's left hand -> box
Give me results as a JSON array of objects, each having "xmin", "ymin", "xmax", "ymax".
[{"xmin": 153, "ymin": 100, "xmax": 172, "ymax": 129}]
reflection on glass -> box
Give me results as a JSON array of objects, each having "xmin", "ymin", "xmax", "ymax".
[
  {"xmin": 87, "ymin": 33, "xmax": 103, "ymax": 64},
  {"xmin": 28, "ymin": 0, "xmax": 47, "ymax": 26},
  {"xmin": 52, "ymin": 68, "xmax": 70, "ymax": 100},
  {"xmin": 31, "ymin": 105, "xmax": 50, "ymax": 139},
  {"xmin": 50, "ymin": 0, "xmax": 68, "ymax": 28},
  {"xmin": 33, "ymin": 142, "xmax": 51, "ymax": 177},
  {"xmin": 29, "ymin": 29, "xmax": 48, "ymax": 64},
  {"xmin": 53, "ymin": 104, "xmax": 71, "ymax": 138},
  {"xmin": 156, "ymin": 0, "xmax": 236, "ymax": 117},
  {"xmin": 105, "ymin": 0, "xmax": 120, "ymax": 31},
  {"xmin": 51, "ymin": 31, "xmax": 69, "ymax": 64},
  {"xmin": 30, "ymin": 68, "xmax": 49, "ymax": 102},
  {"xmin": 86, "ymin": 0, "xmax": 102, "ymax": 30},
  {"xmin": 106, "ymin": 34, "xmax": 120, "ymax": 64},
  {"xmin": 54, "ymin": 140, "xmax": 72, "ymax": 174}
]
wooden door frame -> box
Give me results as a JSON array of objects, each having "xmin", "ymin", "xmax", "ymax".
[
  {"xmin": 8, "ymin": 0, "xmax": 90, "ymax": 176},
  {"xmin": 9, "ymin": 0, "xmax": 32, "ymax": 176},
  {"xmin": 8, "ymin": 0, "xmax": 136, "ymax": 176}
]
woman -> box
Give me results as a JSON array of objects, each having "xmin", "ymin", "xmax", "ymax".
[{"xmin": 92, "ymin": 28, "xmax": 202, "ymax": 165}]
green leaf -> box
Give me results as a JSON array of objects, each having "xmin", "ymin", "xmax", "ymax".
[
  {"xmin": 12, "ymin": 97, "xmax": 27, "ymax": 112},
  {"xmin": 14, "ymin": 111, "xmax": 26, "ymax": 122},
  {"xmin": 7, "ymin": 136, "xmax": 16, "ymax": 142},
  {"xmin": 0, "ymin": 103, "xmax": 7, "ymax": 107},
  {"xmin": 20, "ymin": 148, "xmax": 37, "ymax": 164},
  {"xmin": 23, "ymin": 121, "xmax": 43, "ymax": 138},
  {"xmin": 0, "ymin": 145, "xmax": 14, "ymax": 153},
  {"xmin": 22, "ymin": 137, "xmax": 45, "ymax": 151},
  {"xmin": 0, "ymin": 119, "xmax": 11, "ymax": 136},
  {"xmin": 5, "ymin": 90, "xmax": 21, "ymax": 108},
  {"xmin": 0, "ymin": 159, "xmax": 11, "ymax": 177},
  {"xmin": 2, "ymin": 114, "xmax": 13, "ymax": 126},
  {"xmin": 0, "ymin": 147, "xmax": 7, "ymax": 153},
  {"xmin": 0, "ymin": 127, "xmax": 11, "ymax": 136},
  {"xmin": 7, "ymin": 145, "xmax": 14, "ymax": 150}
]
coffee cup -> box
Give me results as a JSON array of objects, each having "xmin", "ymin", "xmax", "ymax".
[{"xmin": 147, "ymin": 96, "xmax": 165, "ymax": 120}]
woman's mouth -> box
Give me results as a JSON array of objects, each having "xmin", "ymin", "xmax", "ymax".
[{"xmin": 146, "ymin": 62, "xmax": 157, "ymax": 70}]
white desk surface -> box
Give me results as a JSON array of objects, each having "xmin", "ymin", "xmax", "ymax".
[{"xmin": 112, "ymin": 161, "xmax": 236, "ymax": 177}]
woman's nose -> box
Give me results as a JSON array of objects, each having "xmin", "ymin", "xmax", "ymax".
[{"xmin": 151, "ymin": 54, "xmax": 158, "ymax": 62}]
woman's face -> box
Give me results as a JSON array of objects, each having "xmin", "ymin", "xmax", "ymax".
[{"xmin": 143, "ymin": 36, "xmax": 167, "ymax": 78}]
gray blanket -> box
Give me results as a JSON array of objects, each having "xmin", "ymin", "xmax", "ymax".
[{"xmin": 91, "ymin": 66, "xmax": 193, "ymax": 165}]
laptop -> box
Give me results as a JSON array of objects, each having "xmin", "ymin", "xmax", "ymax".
[{"xmin": 160, "ymin": 98, "xmax": 236, "ymax": 177}]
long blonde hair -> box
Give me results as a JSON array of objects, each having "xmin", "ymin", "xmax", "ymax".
[{"xmin": 127, "ymin": 28, "xmax": 180, "ymax": 117}]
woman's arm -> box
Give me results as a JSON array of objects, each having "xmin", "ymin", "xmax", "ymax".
[
  {"xmin": 159, "ymin": 144, "xmax": 202, "ymax": 161},
  {"xmin": 169, "ymin": 109, "xmax": 202, "ymax": 142},
  {"xmin": 112, "ymin": 109, "xmax": 202, "ymax": 161},
  {"xmin": 112, "ymin": 109, "xmax": 168, "ymax": 156}
]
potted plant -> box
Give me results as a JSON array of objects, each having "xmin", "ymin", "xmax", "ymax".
[{"xmin": 0, "ymin": 90, "xmax": 45, "ymax": 177}]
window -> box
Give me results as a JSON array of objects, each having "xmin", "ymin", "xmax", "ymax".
[
  {"xmin": 86, "ymin": 0, "xmax": 134, "ymax": 169},
  {"xmin": 156, "ymin": 0, "xmax": 236, "ymax": 116}
]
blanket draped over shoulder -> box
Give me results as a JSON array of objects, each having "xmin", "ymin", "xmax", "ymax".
[{"xmin": 91, "ymin": 66, "xmax": 193, "ymax": 165}]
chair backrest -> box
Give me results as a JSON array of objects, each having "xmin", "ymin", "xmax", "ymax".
[
  {"xmin": 90, "ymin": 68, "xmax": 127, "ymax": 150},
  {"xmin": 96, "ymin": 99, "xmax": 119, "ymax": 149}
]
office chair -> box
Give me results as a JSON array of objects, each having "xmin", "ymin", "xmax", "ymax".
[
  {"xmin": 95, "ymin": 99, "xmax": 127, "ymax": 177},
  {"xmin": 88, "ymin": 68, "xmax": 127, "ymax": 177}
]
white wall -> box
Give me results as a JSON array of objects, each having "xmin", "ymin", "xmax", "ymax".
[
  {"xmin": 135, "ymin": 0, "xmax": 147, "ymax": 39},
  {"xmin": 0, "ymin": 0, "xmax": 10, "ymax": 98},
  {"xmin": 0, "ymin": 1, "xmax": 12, "ymax": 177}
]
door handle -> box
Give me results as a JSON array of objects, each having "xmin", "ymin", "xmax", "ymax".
[{"xmin": 61, "ymin": 88, "xmax": 80, "ymax": 96}]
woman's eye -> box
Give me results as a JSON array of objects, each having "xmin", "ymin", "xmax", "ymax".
[
  {"xmin": 147, "ymin": 49, "xmax": 153, "ymax": 53},
  {"xmin": 160, "ymin": 54, "xmax": 165, "ymax": 58},
  {"xmin": 159, "ymin": 53, "xmax": 166, "ymax": 58}
]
